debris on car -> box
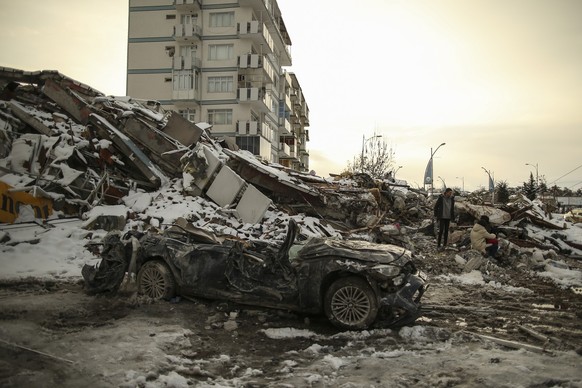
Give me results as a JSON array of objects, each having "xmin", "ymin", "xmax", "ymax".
[{"xmin": 83, "ymin": 218, "xmax": 427, "ymax": 330}]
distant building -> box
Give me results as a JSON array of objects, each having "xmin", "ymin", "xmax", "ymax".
[
  {"xmin": 127, "ymin": 0, "xmax": 310, "ymax": 171},
  {"xmin": 556, "ymin": 197, "xmax": 582, "ymax": 211}
]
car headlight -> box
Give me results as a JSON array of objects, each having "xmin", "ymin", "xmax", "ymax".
[
  {"xmin": 372, "ymin": 264, "xmax": 401, "ymax": 278},
  {"xmin": 391, "ymin": 273, "xmax": 405, "ymax": 286}
]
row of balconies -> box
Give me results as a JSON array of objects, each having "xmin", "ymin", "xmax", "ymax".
[
  {"xmin": 237, "ymin": 0, "xmax": 292, "ymax": 66},
  {"xmin": 171, "ymin": 20, "xmax": 276, "ymax": 55}
]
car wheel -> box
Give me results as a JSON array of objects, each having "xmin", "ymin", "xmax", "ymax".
[
  {"xmin": 137, "ymin": 260, "xmax": 176, "ymax": 300},
  {"xmin": 324, "ymin": 276, "xmax": 378, "ymax": 330}
]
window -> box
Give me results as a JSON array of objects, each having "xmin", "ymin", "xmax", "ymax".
[
  {"xmin": 210, "ymin": 12, "xmax": 234, "ymax": 27},
  {"xmin": 181, "ymin": 14, "xmax": 192, "ymax": 24},
  {"xmin": 208, "ymin": 76, "xmax": 233, "ymax": 93},
  {"xmin": 209, "ymin": 44, "xmax": 233, "ymax": 60},
  {"xmin": 179, "ymin": 109, "xmax": 197, "ymax": 123},
  {"xmin": 207, "ymin": 109, "xmax": 232, "ymax": 125},
  {"xmin": 173, "ymin": 70, "xmax": 194, "ymax": 90},
  {"xmin": 236, "ymin": 136, "xmax": 260, "ymax": 155},
  {"xmin": 166, "ymin": 14, "xmax": 176, "ymax": 20}
]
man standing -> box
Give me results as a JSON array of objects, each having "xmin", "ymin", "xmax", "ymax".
[{"xmin": 434, "ymin": 188, "xmax": 455, "ymax": 249}]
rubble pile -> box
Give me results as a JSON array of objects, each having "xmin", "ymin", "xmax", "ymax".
[
  {"xmin": 0, "ymin": 67, "xmax": 432, "ymax": 242},
  {"xmin": 1, "ymin": 67, "xmax": 580, "ymax": 262}
]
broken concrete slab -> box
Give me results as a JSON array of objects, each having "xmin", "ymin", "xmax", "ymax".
[
  {"xmin": 122, "ymin": 116, "xmax": 186, "ymax": 177},
  {"xmin": 235, "ymin": 184, "xmax": 272, "ymax": 224},
  {"xmin": 456, "ymin": 202, "xmax": 511, "ymax": 225},
  {"xmin": 42, "ymin": 78, "xmax": 93, "ymax": 125},
  {"xmin": 89, "ymin": 113, "xmax": 165, "ymax": 189},
  {"xmin": 162, "ymin": 111, "xmax": 202, "ymax": 147},
  {"xmin": 206, "ymin": 165, "xmax": 245, "ymax": 207},
  {"xmin": 8, "ymin": 101, "xmax": 54, "ymax": 136}
]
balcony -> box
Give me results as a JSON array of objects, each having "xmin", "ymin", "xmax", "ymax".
[
  {"xmin": 237, "ymin": 87, "xmax": 269, "ymax": 113},
  {"xmin": 283, "ymin": 92, "xmax": 292, "ymax": 112},
  {"xmin": 174, "ymin": 23, "xmax": 202, "ymax": 42},
  {"xmin": 236, "ymin": 120, "xmax": 259, "ymax": 135},
  {"xmin": 237, "ymin": 21, "xmax": 275, "ymax": 55},
  {"xmin": 239, "ymin": 54, "xmax": 261, "ymax": 69},
  {"xmin": 238, "ymin": 87, "xmax": 263, "ymax": 101},
  {"xmin": 236, "ymin": 120, "xmax": 273, "ymax": 141},
  {"xmin": 174, "ymin": 0, "xmax": 201, "ymax": 11},
  {"xmin": 279, "ymin": 142, "xmax": 291, "ymax": 158},
  {"xmin": 173, "ymin": 55, "xmax": 201, "ymax": 70},
  {"xmin": 278, "ymin": 117, "xmax": 292, "ymax": 135},
  {"xmin": 172, "ymin": 88, "xmax": 198, "ymax": 101},
  {"xmin": 238, "ymin": 54, "xmax": 277, "ymax": 83}
]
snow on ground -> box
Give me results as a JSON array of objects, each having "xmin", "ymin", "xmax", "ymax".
[{"xmin": 1, "ymin": 184, "xmax": 582, "ymax": 387}]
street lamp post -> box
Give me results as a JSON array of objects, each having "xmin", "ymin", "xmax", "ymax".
[
  {"xmin": 424, "ymin": 142, "xmax": 446, "ymax": 194},
  {"xmin": 456, "ymin": 176, "xmax": 464, "ymax": 193},
  {"xmin": 481, "ymin": 167, "xmax": 494, "ymax": 204},
  {"xmin": 525, "ymin": 162, "xmax": 539, "ymax": 186},
  {"xmin": 438, "ymin": 176, "xmax": 447, "ymax": 189},
  {"xmin": 361, "ymin": 134, "xmax": 382, "ymax": 173}
]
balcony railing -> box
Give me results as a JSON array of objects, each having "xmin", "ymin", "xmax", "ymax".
[
  {"xmin": 238, "ymin": 54, "xmax": 262, "ymax": 69},
  {"xmin": 173, "ymin": 55, "xmax": 201, "ymax": 70},
  {"xmin": 173, "ymin": 23, "xmax": 202, "ymax": 41},
  {"xmin": 279, "ymin": 142, "xmax": 291, "ymax": 157},
  {"xmin": 237, "ymin": 21, "xmax": 274, "ymax": 54},
  {"xmin": 278, "ymin": 117, "xmax": 292, "ymax": 134},
  {"xmin": 236, "ymin": 120, "xmax": 259, "ymax": 135},
  {"xmin": 172, "ymin": 88, "xmax": 198, "ymax": 101}
]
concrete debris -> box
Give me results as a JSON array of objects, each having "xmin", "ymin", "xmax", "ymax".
[{"xmin": 1, "ymin": 66, "xmax": 580, "ymax": 263}]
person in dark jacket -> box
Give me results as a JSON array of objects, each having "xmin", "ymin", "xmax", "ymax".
[{"xmin": 433, "ymin": 188, "xmax": 455, "ymax": 249}]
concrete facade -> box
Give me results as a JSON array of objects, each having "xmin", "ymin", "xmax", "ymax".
[{"xmin": 127, "ymin": 0, "xmax": 310, "ymax": 171}]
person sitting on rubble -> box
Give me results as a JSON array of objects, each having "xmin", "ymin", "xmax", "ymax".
[{"xmin": 470, "ymin": 215, "xmax": 499, "ymax": 257}]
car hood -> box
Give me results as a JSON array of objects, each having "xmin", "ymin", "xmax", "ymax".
[{"xmin": 296, "ymin": 238, "xmax": 412, "ymax": 265}]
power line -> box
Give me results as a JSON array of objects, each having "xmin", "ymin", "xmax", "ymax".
[{"xmin": 549, "ymin": 163, "xmax": 582, "ymax": 185}]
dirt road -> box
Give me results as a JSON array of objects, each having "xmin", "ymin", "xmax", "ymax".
[{"xmin": 1, "ymin": 257, "xmax": 581, "ymax": 388}]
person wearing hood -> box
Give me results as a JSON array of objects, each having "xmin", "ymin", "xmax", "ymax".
[
  {"xmin": 470, "ymin": 215, "xmax": 499, "ymax": 257},
  {"xmin": 433, "ymin": 188, "xmax": 455, "ymax": 249}
]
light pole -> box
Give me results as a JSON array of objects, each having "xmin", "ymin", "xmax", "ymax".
[
  {"xmin": 456, "ymin": 176, "xmax": 464, "ymax": 193},
  {"xmin": 361, "ymin": 134, "xmax": 382, "ymax": 173},
  {"xmin": 525, "ymin": 162, "xmax": 539, "ymax": 186},
  {"xmin": 438, "ymin": 176, "xmax": 447, "ymax": 189},
  {"xmin": 481, "ymin": 167, "xmax": 494, "ymax": 204},
  {"xmin": 424, "ymin": 142, "xmax": 446, "ymax": 193}
]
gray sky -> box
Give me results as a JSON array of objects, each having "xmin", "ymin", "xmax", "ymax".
[{"xmin": 1, "ymin": 0, "xmax": 581, "ymax": 191}]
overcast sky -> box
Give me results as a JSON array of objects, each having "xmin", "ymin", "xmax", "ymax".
[{"xmin": 1, "ymin": 0, "xmax": 581, "ymax": 191}]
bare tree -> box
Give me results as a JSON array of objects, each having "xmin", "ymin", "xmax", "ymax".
[{"xmin": 345, "ymin": 135, "xmax": 396, "ymax": 179}]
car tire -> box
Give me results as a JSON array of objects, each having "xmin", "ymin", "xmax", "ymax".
[
  {"xmin": 137, "ymin": 260, "xmax": 176, "ymax": 300},
  {"xmin": 324, "ymin": 276, "xmax": 378, "ymax": 330}
]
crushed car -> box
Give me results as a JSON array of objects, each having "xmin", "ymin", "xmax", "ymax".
[{"xmin": 82, "ymin": 218, "xmax": 427, "ymax": 330}]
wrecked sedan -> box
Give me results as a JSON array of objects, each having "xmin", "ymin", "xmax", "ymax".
[{"xmin": 83, "ymin": 219, "xmax": 427, "ymax": 330}]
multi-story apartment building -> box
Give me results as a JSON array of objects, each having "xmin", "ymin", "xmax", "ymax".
[{"xmin": 127, "ymin": 0, "xmax": 310, "ymax": 172}]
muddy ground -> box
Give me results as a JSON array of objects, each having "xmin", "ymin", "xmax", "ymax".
[{"xmin": 1, "ymin": 247, "xmax": 581, "ymax": 387}]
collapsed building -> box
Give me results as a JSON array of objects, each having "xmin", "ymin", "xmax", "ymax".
[{"xmin": 1, "ymin": 67, "xmax": 580, "ymax": 260}]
